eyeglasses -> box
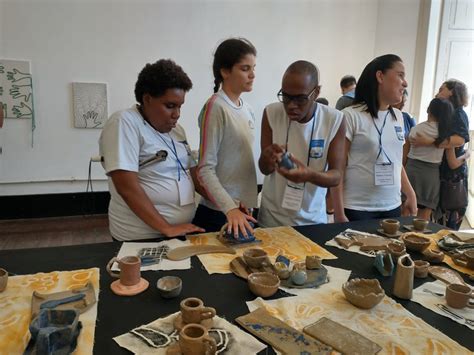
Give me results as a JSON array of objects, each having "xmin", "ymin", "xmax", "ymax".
[{"xmin": 277, "ymin": 87, "xmax": 317, "ymax": 106}]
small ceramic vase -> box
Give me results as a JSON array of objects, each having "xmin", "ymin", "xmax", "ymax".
[{"xmin": 392, "ymin": 254, "xmax": 414, "ymax": 299}]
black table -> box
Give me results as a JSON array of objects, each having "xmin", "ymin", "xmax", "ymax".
[{"xmin": 1, "ymin": 217, "xmax": 473, "ymax": 353}]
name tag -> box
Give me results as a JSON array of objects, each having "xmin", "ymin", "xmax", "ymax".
[
  {"xmin": 309, "ymin": 139, "xmax": 324, "ymax": 159},
  {"xmin": 394, "ymin": 126, "xmax": 404, "ymax": 141},
  {"xmin": 374, "ymin": 163, "xmax": 394, "ymax": 186},
  {"xmin": 177, "ymin": 175, "xmax": 195, "ymax": 206},
  {"xmin": 282, "ymin": 182, "xmax": 305, "ymax": 211}
]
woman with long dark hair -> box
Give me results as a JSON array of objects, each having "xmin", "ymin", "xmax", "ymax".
[{"xmin": 333, "ymin": 54, "xmax": 417, "ymax": 222}]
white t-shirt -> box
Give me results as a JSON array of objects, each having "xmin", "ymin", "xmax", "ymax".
[
  {"xmin": 258, "ymin": 103, "xmax": 343, "ymax": 227},
  {"xmin": 408, "ymin": 121, "xmax": 444, "ymax": 164},
  {"xmin": 99, "ymin": 105, "xmax": 196, "ymax": 241},
  {"xmin": 343, "ymin": 105, "xmax": 404, "ymax": 211}
]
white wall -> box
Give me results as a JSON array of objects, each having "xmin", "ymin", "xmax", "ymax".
[{"xmin": 0, "ymin": 0, "xmax": 421, "ymax": 196}]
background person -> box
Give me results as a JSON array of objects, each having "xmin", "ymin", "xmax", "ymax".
[
  {"xmin": 333, "ymin": 54, "xmax": 417, "ymax": 222},
  {"xmin": 99, "ymin": 59, "xmax": 205, "ymax": 241},
  {"xmin": 193, "ymin": 38, "xmax": 258, "ymax": 238},
  {"xmin": 335, "ymin": 75, "xmax": 356, "ymax": 110},
  {"xmin": 258, "ymin": 61, "xmax": 346, "ymax": 227}
]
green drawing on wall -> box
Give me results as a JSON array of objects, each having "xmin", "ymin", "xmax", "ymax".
[{"xmin": 0, "ymin": 60, "xmax": 35, "ymax": 120}]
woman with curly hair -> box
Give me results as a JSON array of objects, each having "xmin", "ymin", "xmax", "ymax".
[
  {"xmin": 99, "ymin": 59, "xmax": 205, "ymax": 241},
  {"xmin": 193, "ymin": 38, "xmax": 258, "ymax": 238}
]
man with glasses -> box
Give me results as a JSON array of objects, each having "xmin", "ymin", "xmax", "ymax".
[{"xmin": 257, "ymin": 60, "xmax": 346, "ymax": 227}]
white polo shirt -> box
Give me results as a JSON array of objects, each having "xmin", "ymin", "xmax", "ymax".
[
  {"xmin": 343, "ymin": 105, "xmax": 404, "ymax": 211},
  {"xmin": 99, "ymin": 105, "xmax": 196, "ymax": 241}
]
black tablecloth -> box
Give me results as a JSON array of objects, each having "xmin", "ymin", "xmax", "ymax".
[{"xmin": 1, "ymin": 217, "xmax": 473, "ymax": 353}]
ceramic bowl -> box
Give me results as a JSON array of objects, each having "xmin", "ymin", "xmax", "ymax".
[
  {"xmin": 243, "ymin": 248, "xmax": 268, "ymax": 268},
  {"xmin": 156, "ymin": 276, "xmax": 182, "ymax": 298},
  {"xmin": 422, "ymin": 248, "xmax": 445, "ymax": 263},
  {"xmin": 248, "ymin": 272, "xmax": 280, "ymax": 298},
  {"xmin": 413, "ymin": 218, "xmax": 429, "ymax": 231},
  {"xmin": 387, "ymin": 242, "xmax": 406, "ymax": 260},
  {"xmin": 401, "ymin": 233, "xmax": 431, "ymax": 252},
  {"xmin": 414, "ymin": 260, "xmax": 430, "ymax": 278},
  {"xmin": 342, "ymin": 278, "xmax": 385, "ymax": 309}
]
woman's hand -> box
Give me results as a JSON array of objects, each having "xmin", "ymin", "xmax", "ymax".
[
  {"xmin": 226, "ymin": 208, "xmax": 257, "ymax": 239},
  {"xmin": 162, "ymin": 223, "xmax": 205, "ymax": 238},
  {"xmin": 401, "ymin": 193, "xmax": 418, "ymax": 216}
]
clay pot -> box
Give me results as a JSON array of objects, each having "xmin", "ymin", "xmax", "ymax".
[
  {"xmin": 0, "ymin": 268, "xmax": 8, "ymax": 292},
  {"xmin": 393, "ymin": 254, "xmax": 414, "ymax": 299},
  {"xmin": 451, "ymin": 250, "xmax": 474, "ymax": 270},
  {"xmin": 401, "ymin": 233, "xmax": 431, "ymax": 252},
  {"xmin": 446, "ymin": 284, "xmax": 474, "ymax": 309},
  {"xmin": 106, "ymin": 256, "xmax": 141, "ymax": 286},
  {"xmin": 414, "ymin": 260, "xmax": 430, "ymax": 278},
  {"xmin": 342, "ymin": 278, "xmax": 385, "ymax": 309},
  {"xmin": 422, "ymin": 249, "xmax": 445, "ymax": 263},
  {"xmin": 178, "ymin": 324, "xmax": 217, "ymax": 355},
  {"xmin": 380, "ymin": 219, "xmax": 400, "ymax": 235},
  {"xmin": 413, "ymin": 218, "xmax": 429, "ymax": 231},
  {"xmin": 243, "ymin": 248, "xmax": 268, "ymax": 268},
  {"xmin": 248, "ymin": 272, "xmax": 280, "ymax": 297},
  {"xmin": 306, "ymin": 255, "xmax": 322, "ymax": 270},
  {"xmin": 157, "ymin": 276, "xmax": 182, "ymax": 299},
  {"xmin": 180, "ymin": 298, "xmax": 216, "ymax": 324},
  {"xmin": 387, "ymin": 242, "xmax": 406, "ymax": 261}
]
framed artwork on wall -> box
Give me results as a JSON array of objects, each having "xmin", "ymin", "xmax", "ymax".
[{"xmin": 72, "ymin": 82, "xmax": 108, "ymax": 129}]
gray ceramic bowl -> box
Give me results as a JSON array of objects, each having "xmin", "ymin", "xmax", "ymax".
[
  {"xmin": 248, "ymin": 272, "xmax": 280, "ymax": 297},
  {"xmin": 157, "ymin": 276, "xmax": 182, "ymax": 299}
]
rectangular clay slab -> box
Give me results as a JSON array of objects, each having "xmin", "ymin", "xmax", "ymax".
[
  {"xmin": 236, "ymin": 308, "xmax": 331, "ymax": 354},
  {"xmin": 303, "ymin": 317, "xmax": 382, "ymax": 355}
]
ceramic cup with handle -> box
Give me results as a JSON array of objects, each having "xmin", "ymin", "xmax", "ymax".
[
  {"xmin": 0, "ymin": 268, "xmax": 8, "ymax": 292},
  {"xmin": 412, "ymin": 218, "xmax": 429, "ymax": 231},
  {"xmin": 380, "ymin": 219, "xmax": 400, "ymax": 235},
  {"xmin": 180, "ymin": 297, "xmax": 216, "ymax": 324},
  {"xmin": 451, "ymin": 250, "xmax": 474, "ymax": 270},
  {"xmin": 445, "ymin": 284, "xmax": 474, "ymax": 309},
  {"xmin": 106, "ymin": 256, "xmax": 141, "ymax": 286},
  {"xmin": 179, "ymin": 323, "xmax": 217, "ymax": 355}
]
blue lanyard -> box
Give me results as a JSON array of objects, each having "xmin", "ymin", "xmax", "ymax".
[
  {"xmin": 285, "ymin": 106, "xmax": 317, "ymax": 166},
  {"xmin": 372, "ymin": 111, "xmax": 392, "ymax": 164},
  {"xmin": 157, "ymin": 133, "xmax": 188, "ymax": 181}
]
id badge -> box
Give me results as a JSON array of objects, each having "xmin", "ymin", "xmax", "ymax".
[
  {"xmin": 374, "ymin": 163, "xmax": 394, "ymax": 186},
  {"xmin": 282, "ymin": 182, "xmax": 305, "ymax": 211},
  {"xmin": 177, "ymin": 175, "xmax": 195, "ymax": 206}
]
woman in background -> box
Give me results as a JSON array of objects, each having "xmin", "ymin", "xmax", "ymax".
[{"xmin": 193, "ymin": 38, "xmax": 258, "ymax": 237}]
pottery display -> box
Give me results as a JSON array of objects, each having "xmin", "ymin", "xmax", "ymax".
[
  {"xmin": 0, "ymin": 268, "xmax": 8, "ymax": 292},
  {"xmin": 167, "ymin": 245, "xmax": 236, "ymax": 261},
  {"xmin": 342, "ymin": 278, "xmax": 385, "ymax": 309},
  {"xmin": 229, "ymin": 256, "xmax": 276, "ymax": 279},
  {"xmin": 374, "ymin": 251, "xmax": 394, "ymax": 277},
  {"xmin": 157, "ymin": 276, "xmax": 182, "ymax": 299},
  {"xmin": 274, "ymin": 262, "xmax": 290, "ymax": 280},
  {"xmin": 280, "ymin": 265, "xmax": 328, "ymax": 289},
  {"xmin": 380, "ymin": 219, "xmax": 400, "ymax": 235},
  {"xmin": 387, "ymin": 242, "xmax": 406, "ymax": 261},
  {"xmin": 306, "ymin": 255, "xmax": 322, "ymax": 270},
  {"xmin": 248, "ymin": 272, "xmax": 280, "ymax": 297},
  {"xmin": 335, "ymin": 232, "xmax": 392, "ymax": 252},
  {"xmin": 107, "ymin": 255, "xmax": 149, "ymax": 296},
  {"xmin": 174, "ymin": 297, "xmax": 216, "ymax": 331},
  {"xmin": 392, "ymin": 254, "xmax": 414, "ymax": 299},
  {"xmin": 412, "ymin": 218, "xmax": 429, "ymax": 231},
  {"xmin": 445, "ymin": 284, "xmax": 474, "ymax": 309},
  {"xmin": 400, "ymin": 233, "xmax": 431, "ymax": 252},
  {"xmin": 243, "ymin": 248, "xmax": 268, "ymax": 268},
  {"xmin": 279, "ymin": 152, "xmax": 296, "ymax": 170},
  {"xmin": 422, "ymin": 248, "xmax": 445, "ymax": 263},
  {"xmin": 451, "ymin": 249, "xmax": 474, "ymax": 270},
  {"xmin": 414, "ymin": 260, "xmax": 430, "ymax": 278}
]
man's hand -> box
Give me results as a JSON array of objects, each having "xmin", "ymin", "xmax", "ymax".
[
  {"xmin": 162, "ymin": 223, "xmax": 205, "ymax": 238},
  {"xmin": 276, "ymin": 154, "xmax": 309, "ymax": 184},
  {"xmin": 401, "ymin": 194, "xmax": 417, "ymax": 216}
]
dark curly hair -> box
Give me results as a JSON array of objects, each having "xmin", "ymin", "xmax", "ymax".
[
  {"xmin": 212, "ymin": 38, "xmax": 256, "ymax": 93},
  {"xmin": 134, "ymin": 59, "xmax": 192, "ymax": 105},
  {"xmin": 444, "ymin": 79, "xmax": 469, "ymax": 109}
]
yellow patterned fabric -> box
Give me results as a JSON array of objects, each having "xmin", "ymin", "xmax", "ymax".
[
  {"xmin": 0, "ymin": 268, "xmax": 100, "ymax": 355},
  {"xmin": 189, "ymin": 226, "xmax": 337, "ymax": 274},
  {"xmin": 428, "ymin": 229, "xmax": 474, "ymax": 277},
  {"xmin": 247, "ymin": 280, "xmax": 470, "ymax": 354}
]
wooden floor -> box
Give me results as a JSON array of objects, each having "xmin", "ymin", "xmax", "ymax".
[{"xmin": 0, "ymin": 215, "xmax": 113, "ymax": 250}]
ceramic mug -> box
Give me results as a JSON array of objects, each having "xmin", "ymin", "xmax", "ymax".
[
  {"xmin": 413, "ymin": 218, "xmax": 429, "ymax": 231},
  {"xmin": 451, "ymin": 250, "xmax": 474, "ymax": 270},
  {"xmin": 445, "ymin": 284, "xmax": 474, "ymax": 309},
  {"xmin": 180, "ymin": 298, "xmax": 216, "ymax": 324},
  {"xmin": 380, "ymin": 219, "xmax": 400, "ymax": 235},
  {"xmin": 0, "ymin": 268, "xmax": 8, "ymax": 292},
  {"xmin": 179, "ymin": 323, "xmax": 217, "ymax": 355},
  {"xmin": 106, "ymin": 256, "xmax": 141, "ymax": 286}
]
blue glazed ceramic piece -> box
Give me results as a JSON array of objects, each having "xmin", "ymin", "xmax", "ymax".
[
  {"xmin": 275, "ymin": 255, "xmax": 291, "ymax": 267},
  {"xmin": 374, "ymin": 251, "xmax": 394, "ymax": 277},
  {"xmin": 291, "ymin": 270, "xmax": 308, "ymax": 285},
  {"xmin": 279, "ymin": 152, "xmax": 296, "ymax": 170},
  {"xmin": 222, "ymin": 222, "xmax": 256, "ymax": 244}
]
